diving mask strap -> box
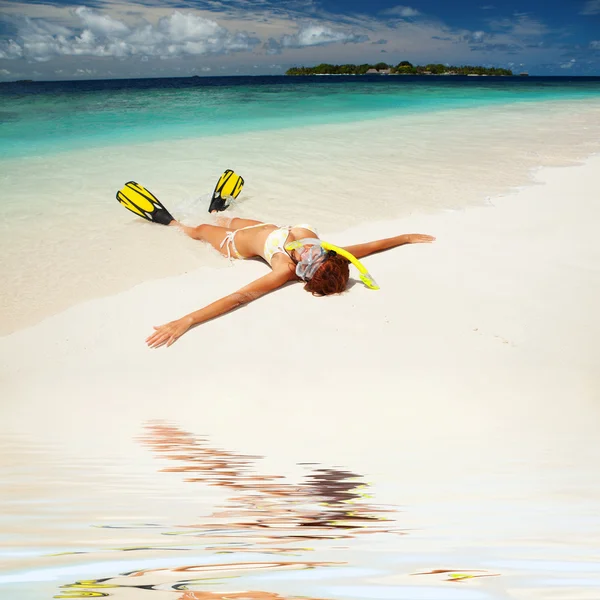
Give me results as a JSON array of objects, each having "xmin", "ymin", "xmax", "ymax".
[{"xmin": 285, "ymin": 239, "xmax": 380, "ymax": 290}]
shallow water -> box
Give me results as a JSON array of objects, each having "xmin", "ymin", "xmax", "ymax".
[{"xmin": 2, "ymin": 76, "xmax": 600, "ymax": 160}]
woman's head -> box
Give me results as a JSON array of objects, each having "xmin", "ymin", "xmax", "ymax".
[{"xmin": 303, "ymin": 251, "xmax": 350, "ymax": 296}]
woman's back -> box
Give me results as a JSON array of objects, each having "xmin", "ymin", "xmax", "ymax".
[{"xmin": 231, "ymin": 223, "xmax": 318, "ymax": 266}]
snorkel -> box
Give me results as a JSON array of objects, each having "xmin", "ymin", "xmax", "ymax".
[{"xmin": 285, "ymin": 238, "xmax": 379, "ymax": 290}]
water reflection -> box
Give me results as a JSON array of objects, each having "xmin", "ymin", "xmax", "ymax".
[
  {"xmin": 53, "ymin": 422, "xmax": 400, "ymax": 598},
  {"xmin": 55, "ymin": 562, "xmax": 337, "ymax": 598},
  {"xmin": 141, "ymin": 422, "xmax": 396, "ymax": 541},
  {"xmin": 177, "ymin": 593, "xmax": 329, "ymax": 600},
  {"xmin": 411, "ymin": 569, "xmax": 500, "ymax": 582}
]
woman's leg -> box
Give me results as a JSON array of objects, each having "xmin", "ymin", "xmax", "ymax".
[
  {"xmin": 171, "ymin": 221, "xmax": 233, "ymax": 256},
  {"xmin": 215, "ymin": 216, "xmax": 264, "ymax": 229}
]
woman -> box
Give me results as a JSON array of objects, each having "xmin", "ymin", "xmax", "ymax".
[{"xmin": 145, "ymin": 216, "xmax": 435, "ymax": 348}]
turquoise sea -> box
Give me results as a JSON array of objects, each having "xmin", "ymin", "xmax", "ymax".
[{"xmin": 2, "ymin": 75, "xmax": 600, "ymax": 159}]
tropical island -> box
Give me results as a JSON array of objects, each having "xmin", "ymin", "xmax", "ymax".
[{"xmin": 286, "ymin": 61, "xmax": 513, "ymax": 76}]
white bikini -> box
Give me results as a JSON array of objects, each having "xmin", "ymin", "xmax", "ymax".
[{"xmin": 220, "ymin": 223, "xmax": 318, "ymax": 265}]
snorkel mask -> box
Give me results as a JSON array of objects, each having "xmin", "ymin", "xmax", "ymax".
[{"xmin": 285, "ymin": 238, "xmax": 379, "ymax": 290}]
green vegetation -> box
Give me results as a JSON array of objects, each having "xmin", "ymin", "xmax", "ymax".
[{"xmin": 286, "ymin": 62, "xmax": 513, "ymax": 76}]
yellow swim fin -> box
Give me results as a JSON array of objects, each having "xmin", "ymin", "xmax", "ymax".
[
  {"xmin": 116, "ymin": 181, "xmax": 174, "ymax": 225},
  {"xmin": 208, "ymin": 169, "xmax": 244, "ymax": 213}
]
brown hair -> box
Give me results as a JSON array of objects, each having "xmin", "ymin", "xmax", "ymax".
[{"xmin": 303, "ymin": 252, "xmax": 350, "ymax": 296}]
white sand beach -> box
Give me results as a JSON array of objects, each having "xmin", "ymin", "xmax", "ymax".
[
  {"xmin": 4, "ymin": 153, "xmax": 599, "ymax": 419},
  {"xmin": 1, "ymin": 149, "xmax": 599, "ymax": 597}
]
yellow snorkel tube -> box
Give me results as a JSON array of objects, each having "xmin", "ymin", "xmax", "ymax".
[{"xmin": 285, "ymin": 239, "xmax": 379, "ymax": 290}]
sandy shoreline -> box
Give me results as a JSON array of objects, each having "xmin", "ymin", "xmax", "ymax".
[{"xmin": 2, "ymin": 98, "xmax": 600, "ymax": 335}]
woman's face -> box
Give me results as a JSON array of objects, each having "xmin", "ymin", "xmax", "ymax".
[
  {"xmin": 293, "ymin": 243, "xmax": 327, "ymax": 281},
  {"xmin": 294, "ymin": 245, "xmax": 314, "ymax": 262}
]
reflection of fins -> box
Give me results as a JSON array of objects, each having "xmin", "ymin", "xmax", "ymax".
[
  {"xmin": 116, "ymin": 181, "xmax": 174, "ymax": 225},
  {"xmin": 208, "ymin": 169, "xmax": 244, "ymax": 213}
]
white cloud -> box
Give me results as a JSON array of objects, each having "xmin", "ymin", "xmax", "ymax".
[
  {"xmin": 0, "ymin": 40, "xmax": 23, "ymax": 59},
  {"xmin": 580, "ymin": 0, "xmax": 600, "ymax": 15},
  {"xmin": 158, "ymin": 11, "xmax": 221, "ymax": 43},
  {"xmin": 488, "ymin": 13, "xmax": 549, "ymax": 38},
  {"xmin": 590, "ymin": 40, "xmax": 600, "ymax": 49},
  {"xmin": 560, "ymin": 59, "xmax": 576, "ymax": 68},
  {"xmin": 73, "ymin": 7, "xmax": 129, "ymax": 37},
  {"xmin": 0, "ymin": 9, "xmax": 260, "ymax": 61},
  {"xmin": 265, "ymin": 24, "xmax": 367, "ymax": 53},
  {"xmin": 295, "ymin": 25, "xmax": 360, "ymax": 46},
  {"xmin": 381, "ymin": 5, "xmax": 420, "ymax": 17}
]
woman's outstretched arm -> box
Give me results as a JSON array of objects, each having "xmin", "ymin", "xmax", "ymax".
[
  {"xmin": 146, "ymin": 270, "xmax": 293, "ymax": 348},
  {"xmin": 343, "ymin": 234, "xmax": 435, "ymax": 259}
]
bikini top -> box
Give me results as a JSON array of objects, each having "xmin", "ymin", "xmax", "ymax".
[{"xmin": 263, "ymin": 224, "xmax": 318, "ymax": 265}]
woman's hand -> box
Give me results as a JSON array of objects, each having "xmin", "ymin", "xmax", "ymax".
[
  {"xmin": 406, "ymin": 234, "xmax": 436, "ymax": 243},
  {"xmin": 343, "ymin": 233, "xmax": 436, "ymax": 259},
  {"xmin": 146, "ymin": 317, "xmax": 192, "ymax": 348},
  {"xmin": 144, "ymin": 272, "xmax": 290, "ymax": 349}
]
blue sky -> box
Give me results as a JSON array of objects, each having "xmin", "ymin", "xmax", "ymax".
[{"xmin": 0, "ymin": 0, "xmax": 598, "ymax": 80}]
